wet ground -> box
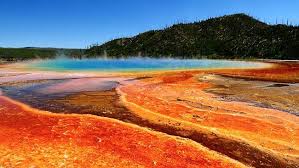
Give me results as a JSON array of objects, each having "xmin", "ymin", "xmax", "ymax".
[
  {"xmin": 0, "ymin": 61, "xmax": 299, "ymax": 167},
  {"xmin": 201, "ymin": 74, "xmax": 299, "ymax": 116}
]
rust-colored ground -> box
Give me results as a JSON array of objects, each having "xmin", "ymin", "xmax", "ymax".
[
  {"xmin": 119, "ymin": 71, "xmax": 299, "ymax": 167},
  {"xmin": 0, "ymin": 96, "xmax": 244, "ymax": 168},
  {"xmin": 0, "ymin": 61, "xmax": 299, "ymax": 167},
  {"xmin": 209, "ymin": 61, "xmax": 299, "ymax": 83},
  {"xmin": 117, "ymin": 61, "xmax": 299, "ymax": 167}
]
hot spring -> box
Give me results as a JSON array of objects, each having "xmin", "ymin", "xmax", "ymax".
[{"xmin": 22, "ymin": 57, "xmax": 270, "ymax": 72}]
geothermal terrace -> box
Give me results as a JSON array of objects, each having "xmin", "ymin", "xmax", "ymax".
[{"xmin": 0, "ymin": 60, "xmax": 298, "ymax": 168}]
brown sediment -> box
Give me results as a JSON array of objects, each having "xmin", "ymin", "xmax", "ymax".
[
  {"xmin": 118, "ymin": 71, "xmax": 299, "ymax": 167},
  {"xmin": 53, "ymin": 90, "xmax": 139, "ymax": 123},
  {"xmin": 267, "ymin": 83, "xmax": 290, "ymax": 87},
  {"xmin": 134, "ymin": 120, "xmax": 297, "ymax": 168},
  {"xmin": 118, "ymin": 95, "xmax": 299, "ymax": 168},
  {"xmin": 48, "ymin": 88, "xmax": 299, "ymax": 167},
  {"xmin": 201, "ymin": 74, "xmax": 299, "ymax": 116},
  {"xmin": 125, "ymin": 76, "xmax": 153, "ymax": 81},
  {"xmin": 0, "ymin": 60, "xmax": 299, "ymax": 167},
  {"xmin": 0, "ymin": 95, "xmax": 245, "ymax": 168}
]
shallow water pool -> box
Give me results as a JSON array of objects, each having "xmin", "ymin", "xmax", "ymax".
[{"xmin": 24, "ymin": 57, "xmax": 268, "ymax": 72}]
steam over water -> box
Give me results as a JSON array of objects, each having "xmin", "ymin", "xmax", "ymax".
[{"xmin": 25, "ymin": 57, "xmax": 269, "ymax": 72}]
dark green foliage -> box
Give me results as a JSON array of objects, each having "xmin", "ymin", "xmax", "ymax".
[
  {"xmin": 86, "ymin": 13, "xmax": 299, "ymax": 59},
  {"xmin": 0, "ymin": 48, "xmax": 85, "ymax": 61},
  {"xmin": 0, "ymin": 48, "xmax": 56, "ymax": 61}
]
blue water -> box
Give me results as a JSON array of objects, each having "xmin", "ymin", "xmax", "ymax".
[{"xmin": 27, "ymin": 57, "xmax": 267, "ymax": 72}]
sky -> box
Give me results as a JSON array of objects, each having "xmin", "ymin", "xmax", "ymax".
[{"xmin": 0, "ymin": 0, "xmax": 298, "ymax": 48}]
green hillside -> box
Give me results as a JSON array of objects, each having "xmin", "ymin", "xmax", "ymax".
[
  {"xmin": 0, "ymin": 47, "xmax": 85, "ymax": 61},
  {"xmin": 86, "ymin": 14, "xmax": 299, "ymax": 59}
]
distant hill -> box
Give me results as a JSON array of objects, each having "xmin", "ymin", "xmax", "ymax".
[
  {"xmin": 86, "ymin": 13, "xmax": 299, "ymax": 59},
  {"xmin": 0, "ymin": 47, "xmax": 85, "ymax": 61}
]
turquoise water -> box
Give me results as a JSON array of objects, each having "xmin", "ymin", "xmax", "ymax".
[{"xmin": 26, "ymin": 57, "xmax": 268, "ymax": 72}]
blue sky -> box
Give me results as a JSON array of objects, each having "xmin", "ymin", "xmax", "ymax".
[{"xmin": 0, "ymin": 0, "xmax": 298, "ymax": 48}]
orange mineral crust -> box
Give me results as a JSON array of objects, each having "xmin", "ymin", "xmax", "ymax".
[
  {"xmin": 119, "ymin": 72, "xmax": 299, "ymax": 166},
  {"xmin": 0, "ymin": 96, "xmax": 245, "ymax": 168},
  {"xmin": 210, "ymin": 61, "xmax": 299, "ymax": 83}
]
